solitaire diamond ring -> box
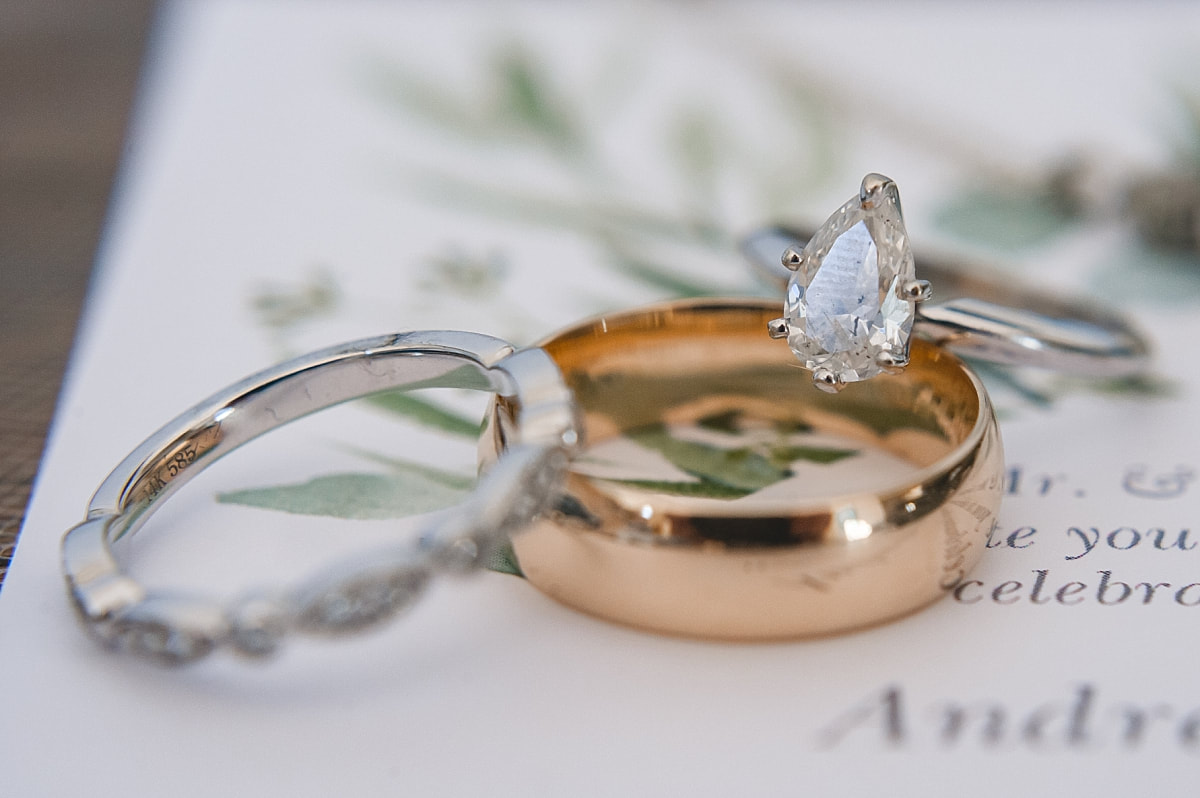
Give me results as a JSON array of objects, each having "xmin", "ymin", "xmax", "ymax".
[{"xmin": 747, "ymin": 173, "xmax": 1152, "ymax": 392}]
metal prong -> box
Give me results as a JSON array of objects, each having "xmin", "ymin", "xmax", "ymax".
[
  {"xmin": 767, "ymin": 318, "xmax": 789, "ymax": 339},
  {"xmin": 875, "ymin": 350, "xmax": 909, "ymax": 374},
  {"xmin": 859, "ymin": 173, "xmax": 895, "ymax": 209},
  {"xmin": 780, "ymin": 246, "xmax": 804, "ymax": 271},
  {"xmin": 812, "ymin": 367, "xmax": 844, "ymax": 394},
  {"xmin": 900, "ymin": 279, "xmax": 932, "ymax": 302}
]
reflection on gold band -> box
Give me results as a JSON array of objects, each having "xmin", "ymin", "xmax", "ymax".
[{"xmin": 483, "ymin": 298, "xmax": 1004, "ymax": 640}]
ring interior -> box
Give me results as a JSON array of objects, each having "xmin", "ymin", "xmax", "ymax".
[{"xmin": 537, "ymin": 299, "xmax": 985, "ymax": 532}]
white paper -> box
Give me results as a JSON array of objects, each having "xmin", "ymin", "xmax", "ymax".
[{"xmin": 5, "ymin": 3, "xmax": 1200, "ymax": 794}]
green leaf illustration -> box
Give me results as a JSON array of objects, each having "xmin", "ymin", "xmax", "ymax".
[
  {"xmin": 1089, "ymin": 242, "xmax": 1200, "ymax": 305},
  {"xmin": 494, "ymin": 45, "xmax": 580, "ymax": 152},
  {"xmin": 1168, "ymin": 84, "xmax": 1200, "ymax": 169},
  {"xmin": 329, "ymin": 446, "xmax": 476, "ymax": 486},
  {"xmin": 364, "ymin": 58, "xmax": 487, "ymax": 140},
  {"xmin": 1083, "ymin": 373, "xmax": 1177, "ymax": 399},
  {"xmin": 672, "ymin": 107, "xmax": 723, "ymax": 196},
  {"xmin": 486, "ymin": 541, "xmax": 524, "ymax": 577},
  {"xmin": 695, "ymin": 410, "xmax": 742, "ymax": 433},
  {"xmin": 219, "ymin": 446, "xmax": 474, "ymax": 519},
  {"xmin": 773, "ymin": 418, "xmax": 816, "ymax": 434},
  {"xmin": 669, "ymin": 105, "xmax": 732, "ymax": 234},
  {"xmin": 601, "ymin": 444, "xmax": 855, "ymax": 500},
  {"xmin": 605, "ymin": 250, "xmax": 725, "ymax": 299},
  {"xmin": 752, "ymin": 64, "xmax": 842, "ymax": 207},
  {"xmin": 695, "ymin": 410, "xmax": 816, "ymax": 435},
  {"xmin": 599, "ymin": 477, "xmax": 756, "ymax": 500},
  {"xmin": 766, "ymin": 445, "xmax": 857, "ymax": 469},
  {"xmin": 218, "ymin": 470, "xmax": 473, "ymax": 520},
  {"xmin": 363, "ymin": 391, "xmax": 482, "ymax": 439},
  {"xmin": 628, "ymin": 425, "xmax": 789, "ymax": 492},
  {"xmin": 420, "ymin": 248, "xmax": 509, "ymax": 297},
  {"xmin": 366, "ymin": 42, "xmax": 583, "ymax": 157},
  {"xmin": 935, "ymin": 188, "xmax": 1073, "ymax": 251},
  {"xmin": 251, "ymin": 270, "xmax": 340, "ymax": 330},
  {"xmin": 403, "ymin": 169, "xmax": 729, "ymax": 249}
]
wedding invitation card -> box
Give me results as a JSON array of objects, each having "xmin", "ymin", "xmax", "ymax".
[{"xmin": 4, "ymin": 3, "xmax": 1199, "ymax": 794}]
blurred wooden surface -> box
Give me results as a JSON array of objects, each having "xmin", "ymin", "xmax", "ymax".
[{"xmin": 0, "ymin": 0, "xmax": 155, "ymax": 586}]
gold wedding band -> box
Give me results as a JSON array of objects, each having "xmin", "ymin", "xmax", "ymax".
[{"xmin": 482, "ymin": 298, "xmax": 1004, "ymax": 639}]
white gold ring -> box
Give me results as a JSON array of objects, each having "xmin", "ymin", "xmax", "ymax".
[
  {"xmin": 61, "ymin": 333, "xmax": 579, "ymax": 665},
  {"xmin": 743, "ymin": 173, "xmax": 1152, "ymax": 393}
]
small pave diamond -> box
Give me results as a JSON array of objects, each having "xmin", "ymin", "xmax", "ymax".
[
  {"xmin": 782, "ymin": 174, "xmax": 917, "ymax": 383},
  {"xmin": 228, "ymin": 594, "xmax": 291, "ymax": 659},
  {"xmin": 109, "ymin": 595, "xmax": 229, "ymax": 666},
  {"xmin": 295, "ymin": 559, "xmax": 430, "ymax": 635}
]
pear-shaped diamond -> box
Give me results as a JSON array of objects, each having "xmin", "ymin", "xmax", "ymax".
[{"xmin": 781, "ymin": 175, "xmax": 918, "ymax": 388}]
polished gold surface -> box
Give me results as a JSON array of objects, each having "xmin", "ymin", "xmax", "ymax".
[{"xmin": 483, "ymin": 298, "xmax": 1004, "ymax": 639}]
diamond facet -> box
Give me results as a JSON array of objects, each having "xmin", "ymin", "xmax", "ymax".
[{"xmin": 782, "ymin": 176, "xmax": 917, "ymax": 384}]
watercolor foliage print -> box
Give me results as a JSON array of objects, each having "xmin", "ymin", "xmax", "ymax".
[{"xmin": 218, "ymin": 30, "xmax": 1197, "ymax": 568}]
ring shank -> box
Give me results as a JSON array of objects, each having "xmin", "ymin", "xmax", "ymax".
[
  {"xmin": 485, "ymin": 299, "xmax": 1004, "ymax": 639},
  {"xmin": 98, "ymin": 332, "xmax": 517, "ymax": 520},
  {"xmin": 743, "ymin": 225, "xmax": 1151, "ymax": 376}
]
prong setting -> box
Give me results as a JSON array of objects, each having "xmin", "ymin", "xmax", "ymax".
[
  {"xmin": 767, "ymin": 318, "xmax": 790, "ymax": 339},
  {"xmin": 859, "ymin": 173, "xmax": 896, "ymax": 209},
  {"xmin": 875, "ymin": 350, "xmax": 909, "ymax": 374},
  {"xmin": 781, "ymin": 246, "xmax": 804, "ymax": 271},
  {"xmin": 901, "ymin": 279, "xmax": 932, "ymax": 303},
  {"xmin": 812, "ymin": 367, "xmax": 845, "ymax": 394}
]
